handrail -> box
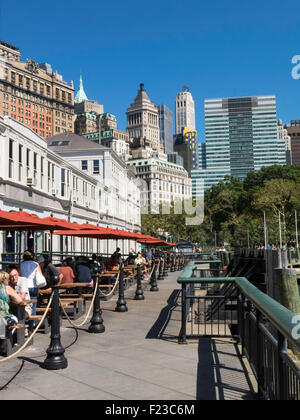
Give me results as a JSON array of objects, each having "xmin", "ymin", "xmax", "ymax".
[
  {"xmin": 178, "ymin": 260, "xmax": 222, "ymax": 281},
  {"xmin": 235, "ymin": 277, "xmax": 300, "ymax": 352},
  {"xmin": 177, "ymin": 261, "xmax": 300, "ymax": 353}
]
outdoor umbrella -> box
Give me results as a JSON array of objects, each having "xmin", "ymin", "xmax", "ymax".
[
  {"xmin": 0, "ymin": 211, "xmax": 59, "ymax": 263},
  {"xmin": 40, "ymin": 216, "xmax": 84, "ymax": 258}
]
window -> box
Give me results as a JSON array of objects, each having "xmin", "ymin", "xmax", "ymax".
[
  {"xmin": 48, "ymin": 162, "xmax": 51, "ymax": 192},
  {"xmin": 18, "ymin": 144, "xmax": 23, "ymax": 181},
  {"xmin": 40, "ymin": 157, "xmax": 44, "ymax": 189},
  {"xmin": 33, "ymin": 152, "xmax": 37, "ymax": 183},
  {"xmin": 40, "ymin": 84, "xmax": 44, "ymax": 96},
  {"xmin": 8, "ymin": 139, "xmax": 13, "ymax": 178},
  {"xmin": 26, "ymin": 78, "xmax": 30, "ymax": 90},
  {"xmin": 93, "ymin": 160, "xmax": 100, "ymax": 174},
  {"xmin": 11, "ymin": 72, "xmax": 16, "ymax": 85},
  {"xmin": 61, "ymin": 168, "xmax": 65, "ymax": 197},
  {"xmin": 26, "ymin": 149, "xmax": 30, "ymax": 177},
  {"xmin": 19, "ymin": 75, "xmax": 23, "ymax": 88},
  {"xmin": 81, "ymin": 160, "xmax": 88, "ymax": 171}
]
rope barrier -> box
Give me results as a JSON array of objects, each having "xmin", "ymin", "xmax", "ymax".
[
  {"xmin": 98, "ymin": 271, "xmax": 120, "ymax": 298},
  {"xmin": 147, "ymin": 262, "xmax": 157, "ymax": 280},
  {"xmin": 0, "ymin": 259, "xmax": 169, "ymax": 363},
  {"xmin": 59, "ymin": 281, "xmax": 99, "ymax": 328},
  {"xmin": 0, "ymin": 293, "xmax": 54, "ymax": 363}
]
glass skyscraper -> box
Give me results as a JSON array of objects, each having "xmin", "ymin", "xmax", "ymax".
[
  {"xmin": 192, "ymin": 95, "xmax": 287, "ymax": 197},
  {"xmin": 157, "ymin": 104, "xmax": 173, "ymax": 154}
]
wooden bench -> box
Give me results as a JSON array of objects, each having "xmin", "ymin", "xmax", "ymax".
[
  {"xmin": 28, "ymin": 313, "xmax": 51, "ymax": 335},
  {"xmin": 58, "ymin": 283, "xmax": 92, "ymax": 319}
]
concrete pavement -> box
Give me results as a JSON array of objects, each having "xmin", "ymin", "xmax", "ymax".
[{"xmin": 0, "ymin": 271, "xmax": 255, "ymax": 400}]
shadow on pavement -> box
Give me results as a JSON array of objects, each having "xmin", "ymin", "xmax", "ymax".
[
  {"xmin": 196, "ymin": 338, "xmax": 255, "ymax": 400},
  {"xmin": 145, "ymin": 289, "xmax": 181, "ymax": 342}
]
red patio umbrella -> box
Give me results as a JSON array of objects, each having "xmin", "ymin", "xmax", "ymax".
[
  {"xmin": 54, "ymin": 228, "xmax": 133, "ymax": 239},
  {"xmin": 0, "ymin": 210, "xmax": 55, "ymax": 229},
  {"xmin": 41, "ymin": 216, "xmax": 81, "ymax": 231},
  {"xmin": 0, "ymin": 210, "xmax": 60, "ymax": 263},
  {"xmin": 40, "ymin": 216, "xmax": 85, "ymax": 258}
]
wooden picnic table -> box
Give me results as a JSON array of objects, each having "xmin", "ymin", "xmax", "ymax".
[{"xmin": 59, "ymin": 283, "xmax": 91, "ymax": 288}]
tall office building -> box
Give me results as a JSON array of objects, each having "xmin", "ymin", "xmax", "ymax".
[
  {"xmin": 126, "ymin": 83, "xmax": 161, "ymax": 152},
  {"xmin": 157, "ymin": 104, "xmax": 173, "ymax": 154},
  {"xmin": 192, "ymin": 95, "xmax": 287, "ymax": 197},
  {"xmin": 174, "ymin": 127, "xmax": 198, "ymax": 175},
  {"xmin": 277, "ymin": 120, "xmax": 291, "ymax": 164},
  {"xmin": 0, "ymin": 40, "xmax": 75, "ymax": 139},
  {"xmin": 285, "ymin": 120, "xmax": 300, "ymax": 165},
  {"xmin": 175, "ymin": 87, "xmax": 196, "ymax": 134}
]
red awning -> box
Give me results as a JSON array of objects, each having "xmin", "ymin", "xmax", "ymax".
[
  {"xmin": 0, "ymin": 210, "xmax": 57, "ymax": 231},
  {"xmin": 54, "ymin": 228, "xmax": 157, "ymax": 241},
  {"xmin": 41, "ymin": 216, "xmax": 81, "ymax": 231},
  {"xmin": 54, "ymin": 228, "xmax": 124, "ymax": 239}
]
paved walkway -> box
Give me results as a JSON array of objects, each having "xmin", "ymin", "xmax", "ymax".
[{"xmin": 0, "ymin": 271, "xmax": 256, "ymax": 400}]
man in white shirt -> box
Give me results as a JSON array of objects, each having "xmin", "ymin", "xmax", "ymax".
[{"xmin": 9, "ymin": 268, "xmax": 32, "ymax": 321}]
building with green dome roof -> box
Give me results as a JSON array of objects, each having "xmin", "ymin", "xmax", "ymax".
[{"xmin": 74, "ymin": 75, "xmax": 88, "ymax": 104}]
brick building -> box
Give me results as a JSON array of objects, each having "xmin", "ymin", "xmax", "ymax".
[{"xmin": 0, "ymin": 40, "xmax": 75, "ymax": 139}]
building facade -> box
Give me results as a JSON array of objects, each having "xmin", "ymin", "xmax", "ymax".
[
  {"xmin": 285, "ymin": 120, "xmax": 300, "ymax": 165},
  {"xmin": 82, "ymin": 113, "xmax": 130, "ymax": 159},
  {"xmin": 173, "ymin": 127, "xmax": 198, "ymax": 174},
  {"xmin": 157, "ymin": 104, "xmax": 173, "ymax": 154},
  {"xmin": 75, "ymin": 111, "xmax": 98, "ymax": 136},
  {"xmin": 167, "ymin": 152, "xmax": 184, "ymax": 167},
  {"xmin": 47, "ymin": 131, "xmax": 140, "ymax": 232},
  {"xmin": 192, "ymin": 95, "xmax": 287, "ymax": 196},
  {"xmin": 277, "ymin": 120, "xmax": 291, "ymax": 164},
  {"xmin": 0, "ymin": 116, "xmax": 141, "ymax": 257},
  {"xmin": 0, "ymin": 40, "xmax": 75, "ymax": 139},
  {"xmin": 126, "ymin": 156, "xmax": 191, "ymax": 211},
  {"xmin": 175, "ymin": 87, "xmax": 196, "ymax": 135},
  {"xmin": 126, "ymin": 84, "xmax": 161, "ymax": 152}
]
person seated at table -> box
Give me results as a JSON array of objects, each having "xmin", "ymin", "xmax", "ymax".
[
  {"xmin": 59, "ymin": 259, "xmax": 75, "ymax": 284},
  {"xmin": 106, "ymin": 256, "xmax": 119, "ymax": 271},
  {"xmin": 8, "ymin": 267, "xmax": 32, "ymax": 337},
  {"xmin": 135, "ymin": 252, "xmax": 146, "ymax": 266},
  {"xmin": 73, "ymin": 256, "xmax": 92, "ymax": 284},
  {"xmin": 20, "ymin": 250, "xmax": 43, "ymax": 316},
  {"xmin": 110, "ymin": 248, "xmax": 121, "ymax": 259},
  {"xmin": 89, "ymin": 254, "xmax": 103, "ymax": 274},
  {"xmin": 37, "ymin": 255, "xmax": 63, "ymax": 288},
  {"xmin": 0, "ymin": 271, "xmax": 24, "ymax": 354},
  {"xmin": 125, "ymin": 250, "xmax": 136, "ymax": 265}
]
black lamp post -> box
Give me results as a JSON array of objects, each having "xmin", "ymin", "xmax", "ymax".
[
  {"xmin": 163, "ymin": 254, "xmax": 168, "ymax": 277},
  {"xmin": 150, "ymin": 259, "xmax": 159, "ymax": 292},
  {"xmin": 134, "ymin": 264, "xmax": 144, "ymax": 300},
  {"xmin": 88, "ymin": 267, "xmax": 105, "ymax": 334},
  {"xmin": 43, "ymin": 275, "xmax": 68, "ymax": 370},
  {"xmin": 158, "ymin": 256, "xmax": 164, "ymax": 280},
  {"xmin": 115, "ymin": 265, "xmax": 128, "ymax": 312}
]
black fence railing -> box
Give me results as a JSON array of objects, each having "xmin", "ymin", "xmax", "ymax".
[{"xmin": 178, "ymin": 260, "xmax": 300, "ymax": 400}]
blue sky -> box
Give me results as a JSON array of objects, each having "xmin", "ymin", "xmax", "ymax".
[{"xmin": 1, "ymin": 0, "xmax": 300, "ymax": 139}]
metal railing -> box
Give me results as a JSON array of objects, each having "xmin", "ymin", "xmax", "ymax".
[{"xmin": 178, "ymin": 260, "xmax": 300, "ymax": 400}]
